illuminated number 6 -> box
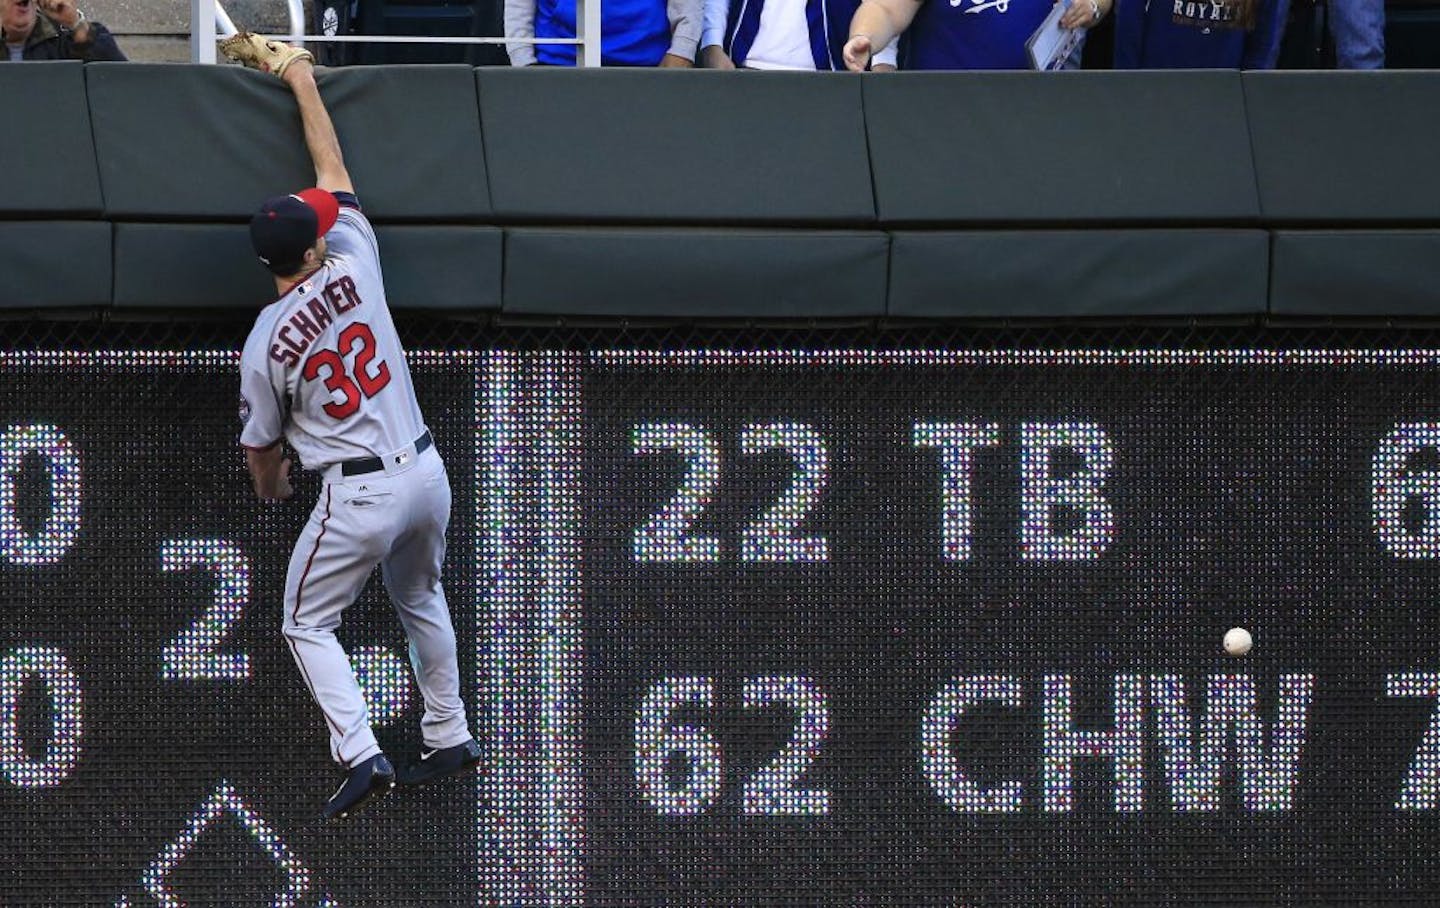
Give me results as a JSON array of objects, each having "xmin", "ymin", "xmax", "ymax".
[
  {"xmin": 1374, "ymin": 425, "xmax": 1440, "ymax": 557},
  {"xmin": 635, "ymin": 677, "xmax": 722, "ymax": 815},
  {"xmin": 0, "ymin": 647, "xmax": 83, "ymax": 788},
  {"xmin": 0, "ymin": 424, "xmax": 81, "ymax": 565}
]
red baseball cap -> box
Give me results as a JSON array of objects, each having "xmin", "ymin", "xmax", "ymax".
[{"xmin": 249, "ymin": 188, "xmax": 340, "ymax": 276}]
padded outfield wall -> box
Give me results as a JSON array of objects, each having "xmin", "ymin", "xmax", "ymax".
[
  {"xmin": 3, "ymin": 63, "xmax": 1440, "ymax": 315},
  {"xmin": 2, "ymin": 66, "xmax": 1440, "ymax": 906}
]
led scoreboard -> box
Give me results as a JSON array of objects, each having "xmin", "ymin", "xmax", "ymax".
[{"xmin": 5, "ymin": 344, "xmax": 1440, "ymax": 905}]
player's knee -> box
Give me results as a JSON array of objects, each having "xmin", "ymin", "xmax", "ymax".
[{"xmin": 283, "ymin": 612, "xmax": 339, "ymax": 637}]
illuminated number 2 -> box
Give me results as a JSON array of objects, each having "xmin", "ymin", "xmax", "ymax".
[
  {"xmin": 739, "ymin": 424, "xmax": 829, "ymax": 562},
  {"xmin": 0, "ymin": 646, "xmax": 82, "ymax": 788},
  {"xmin": 160, "ymin": 539, "xmax": 251, "ymax": 681},
  {"xmin": 631, "ymin": 424, "xmax": 722, "ymax": 562},
  {"xmin": 742, "ymin": 676, "xmax": 830, "ymax": 815},
  {"xmin": 631, "ymin": 423, "xmax": 830, "ymax": 562},
  {"xmin": 302, "ymin": 322, "xmax": 392, "ymax": 420}
]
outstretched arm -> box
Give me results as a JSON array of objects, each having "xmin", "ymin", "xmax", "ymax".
[
  {"xmin": 843, "ymin": 0, "xmax": 921, "ymax": 71},
  {"xmin": 279, "ymin": 60, "xmax": 354, "ymax": 195}
]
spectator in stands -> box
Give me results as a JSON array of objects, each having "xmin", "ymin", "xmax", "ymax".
[
  {"xmin": 1329, "ymin": 0, "xmax": 1385, "ymax": 68},
  {"xmin": 1, "ymin": 0, "xmax": 125, "ymax": 60},
  {"xmin": 701, "ymin": 0, "xmax": 898, "ymax": 70},
  {"xmin": 1276, "ymin": 0, "xmax": 1384, "ymax": 68},
  {"xmin": 1113, "ymin": 0, "xmax": 1283, "ymax": 68},
  {"xmin": 506, "ymin": 0, "xmax": 701, "ymax": 65},
  {"xmin": 842, "ymin": 0, "xmax": 1106, "ymax": 70}
]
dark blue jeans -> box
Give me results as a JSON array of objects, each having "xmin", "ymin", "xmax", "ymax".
[{"xmin": 1329, "ymin": 0, "xmax": 1386, "ymax": 68}]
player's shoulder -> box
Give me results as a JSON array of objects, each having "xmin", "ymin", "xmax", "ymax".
[
  {"xmin": 242, "ymin": 302, "xmax": 285, "ymax": 353},
  {"xmin": 328, "ymin": 199, "xmax": 377, "ymax": 249},
  {"xmin": 240, "ymin": 315, "xmax": 278, "ymax": 371}
]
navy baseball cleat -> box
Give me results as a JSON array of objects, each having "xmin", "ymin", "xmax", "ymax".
[
  {"xmin": 323, "ymin": 753, "xmax": 396, "ymax": 821},
  {"xmin": 398, "ymin": 738, "xmax": 481, "ymax": 786}
]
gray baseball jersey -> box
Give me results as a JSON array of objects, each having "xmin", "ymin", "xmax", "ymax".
[{"xmin": 239, "ymin": 202, "xmax": 424, "ymax": 470}]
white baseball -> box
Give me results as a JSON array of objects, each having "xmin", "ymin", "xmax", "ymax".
[{"xmin": 1223, "ymin": 627, "xmax": 1252, "ymax": 656}]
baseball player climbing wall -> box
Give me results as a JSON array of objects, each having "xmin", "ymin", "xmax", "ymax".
[{"xmin": 7, "ymin": 331, "xmax": 1440, "ymax": 905}]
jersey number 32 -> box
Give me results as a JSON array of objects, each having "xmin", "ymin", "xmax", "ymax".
[{"xmin": 302, "ymin": 322, "xmax": 392, "ymax": 419}]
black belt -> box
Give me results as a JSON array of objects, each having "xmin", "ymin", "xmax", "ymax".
[{"xmin": 340, "ymin": 431, "xmax": 432, "ymax": 477}]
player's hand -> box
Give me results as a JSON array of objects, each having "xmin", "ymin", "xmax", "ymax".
[
  {"xmin": 842, "ymin": 34, "xmax": 873, "ymax": 72},
  {"xmin": 701, "ymin": 45, "xmax": 736, "ymax": 69},
  {"xmin": 872, "ymin": 61, "xmax": 896, "ymax": 72},
  {"xmin": 658, "ymin": 52, "xmax": 694, "ymax": 68},
  {"xmin": 274, "ymin": 457, "xmax": 294, "ymax": 500},
  {"xmin": 1059, "ymin": 0, "xmax": 1102, "ymax": 29},
  {"xmin": 38, "ymin": 0, "xmax": 82, "ymax": 28}
]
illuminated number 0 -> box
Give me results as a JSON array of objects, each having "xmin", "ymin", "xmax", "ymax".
[
  {"xmin": 0, "ymin": 424, "xmax": 81, "ymax": 565},
  {"xmin": 302, "ymin": 323, "xmax": 392, "ymax": 420},
  {"xmin": 1, "ymin": 647, "xmax": 82, "ymax": 788}
]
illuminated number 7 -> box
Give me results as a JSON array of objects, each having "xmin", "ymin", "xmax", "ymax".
[
  {"xmin": 302, "ymin": 323, "xmax": 392, "ymax": 420},
  {"xmin": 1389, "ymin": 673, "xmax": 1440, "ymax": 809}
]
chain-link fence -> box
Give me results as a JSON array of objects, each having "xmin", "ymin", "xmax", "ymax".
[{"xmin": 8, "ymin": 313, "xmax": 1440, "ymax": 353}]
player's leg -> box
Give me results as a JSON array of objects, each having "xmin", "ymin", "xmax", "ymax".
[
  {"xmin": 383, "ymin": 452, "xmax": 476, "ymax": 783},
  {"xmin": 283, "ymin": 482, "xmax": 394, "ymax": 768}
]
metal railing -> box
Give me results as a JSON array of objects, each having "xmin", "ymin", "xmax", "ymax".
[{"xmin": 190, "ymin": 0, "xmax": 601, "ymax": 66}]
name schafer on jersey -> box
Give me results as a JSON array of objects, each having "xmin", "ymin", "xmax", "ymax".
[{"xmin": 269, "ymin": 274, "xmax": 366, "ymax": 366}]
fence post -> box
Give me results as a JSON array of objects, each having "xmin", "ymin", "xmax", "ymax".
[
  {"xmin": 577, "ymin": 0, "xmax": 602, "ymax": 67},
  {"xmin": 190, "ymin": 0, "xmax": 218, "ymax": 62}
]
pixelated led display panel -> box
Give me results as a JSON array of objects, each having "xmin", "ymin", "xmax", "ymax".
[
  {"xmin": 11, "ymin": 346, "xmax": 1440, "ymax": 906},
  {"xmin": 581, "ymin": 350, "xmax": 1440, "ymax": 905},
  {"xmin": 0, "ymin": 352, "xmax": 478, "ymax": 907}
]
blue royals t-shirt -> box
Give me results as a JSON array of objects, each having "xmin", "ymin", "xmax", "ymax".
[
  {"xmin": 1113, "ymin": 0, "xmax": 1284, "ymax": 69},
  {"xmin": 903, "ymin": 0, "xmax": 1055, "ymax": 69}
]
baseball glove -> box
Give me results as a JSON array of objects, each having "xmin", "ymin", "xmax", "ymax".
[{"xmin": 219, "ymin": 32, "xmax": 315, "ymax": 77}]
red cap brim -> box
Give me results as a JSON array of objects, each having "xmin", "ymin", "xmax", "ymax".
[{"xmin": 296, "ymin": 188, "xmax": 340, "ymax": 238}]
